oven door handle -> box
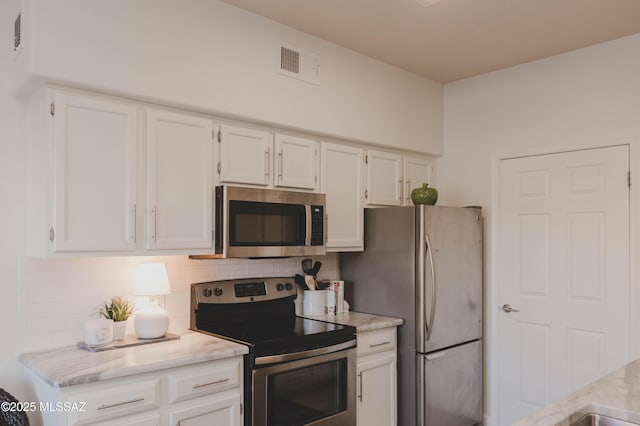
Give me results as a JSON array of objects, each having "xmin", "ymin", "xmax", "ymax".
[{"xmin": 254, "ymin": 339, "xmax": 356, "ymax": 366}]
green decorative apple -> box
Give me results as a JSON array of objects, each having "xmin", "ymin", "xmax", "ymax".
[{"xmin": 411, "ymin": 183, "xmax": 438, "ymax": 205}]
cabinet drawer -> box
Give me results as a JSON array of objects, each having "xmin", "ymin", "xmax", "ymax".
[
  {"xmin": 168, "ymin": 358, "xmax": 242, "ymax": 404},
  {"xmin": 66, "ymin": 379, "xmax": 160, "ymax": 425},
  {"xmin": 357, "ymin": 328, "xmax": 397, "ymax": 358}
]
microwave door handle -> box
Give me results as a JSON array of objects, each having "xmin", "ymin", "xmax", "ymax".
[{"xmin": 305, "ymin": 205, "xmax": 312, "ymax": 246}]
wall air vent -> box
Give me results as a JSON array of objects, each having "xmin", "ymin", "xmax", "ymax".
[
  {"xmin": 277, "ymin": 42, "xmax": 320, "ymax": 85},
  {"xmin": 281, "ymin": 46, "xmax": 300, "ymax": 74},
  {"xmin": 14, "ymin": 12, "xmax": 22, "ymax": 51}
]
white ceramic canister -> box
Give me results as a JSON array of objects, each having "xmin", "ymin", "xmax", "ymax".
[{"xmin": 303, "ymin": 290, "xmax": 326, "ymax": 316}]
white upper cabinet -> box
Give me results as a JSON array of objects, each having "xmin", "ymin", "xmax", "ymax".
[
  {"xmin": 274, "ymin": 134, "xmax": 318, "ymax": 190},
  {"xmin": 321, "ymin": 142, "xmax": 364, "ymax": 251},
  {"xmin": 402, "ymin": 156, "xmax": 433, "ymax": 206},
  {"xmin": 217, "ymin": 125, "xmax": 318, "ymax": 191},
  {"xmin": 51, "ymin": 91, "xmax": 138, "ymax": 252},
  {"xmin": 145, "ymin": 109, "xmax": 214, "ymax": 250},
  {"xmin": 365, "ymin": 150, "xmax": 403, "ymax": 206},
  {"xmin": 218, "ymin": 124, "xmax": 272, "ymax": 186}
]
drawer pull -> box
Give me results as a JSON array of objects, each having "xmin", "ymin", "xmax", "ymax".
[
  {"xmin": 369, "ymin": 341, "xmax": 391, "ymax": 348},
  {"xmin": 192, "ymin": 377, "xmax": 229, "ymax": 390},
  {"xmin": 97, "ymin": 397, "xmax": 144, "ymax": 411}
]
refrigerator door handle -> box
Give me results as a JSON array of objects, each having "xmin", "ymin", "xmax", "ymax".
[{"xmin": 425, "ymin": 232, "xmax": 436, "ymax": 341}]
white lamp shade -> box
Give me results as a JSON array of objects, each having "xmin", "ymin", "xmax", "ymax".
[{"xmin": 134, "ymin": 262, "xmax": 171, "ymax": 296}]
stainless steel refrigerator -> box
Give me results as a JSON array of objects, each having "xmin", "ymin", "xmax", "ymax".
[{"xmin": 341, "ymin": 205, "xmax": 482, "ymax": 426}]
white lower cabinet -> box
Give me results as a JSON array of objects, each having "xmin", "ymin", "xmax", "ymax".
[
  {"xmin": 26, "ymin": 357, "xmax": 243, "ymax": 426},
  {"xmin": 356, "ymin": 328, "xmax": 398, "ymax": 426},
  {"xmin": 167, "ymin": 391, "xmax": 241, "ymax": 426}
]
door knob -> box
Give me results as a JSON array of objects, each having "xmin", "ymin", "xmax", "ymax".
[{"xmin": 501, "ymin": 304, "xmax": 519, "ymax": 313}]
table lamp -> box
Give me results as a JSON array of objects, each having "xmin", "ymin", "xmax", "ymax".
[{"xmin": 134, "ymin": 262, "xmax": 171, "ymax": 339}]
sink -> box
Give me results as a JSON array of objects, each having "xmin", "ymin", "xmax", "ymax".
[{"xmin": 570, "ymin": 414, "xmax": 640, "ymax": 426}]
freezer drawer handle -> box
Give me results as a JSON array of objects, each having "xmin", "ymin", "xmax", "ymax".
[
  {"xmin": 425, "ymin": 351, "xmax": 447, "ymax": 361},
  {"xmin": 501, "ymin": 304, "xmax": 519, "ymax": 313}
]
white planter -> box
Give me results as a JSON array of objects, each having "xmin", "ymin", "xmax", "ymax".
[{"xmin": 113, "ymin": 320, "xmax": 128, "ymax": 341}]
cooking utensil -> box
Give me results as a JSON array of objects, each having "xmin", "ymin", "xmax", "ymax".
[
  {"xmin": 311, "ymin": 261, "xmax": 322, "ymax": 277},
  {"xmin": 294, "ymin": 274, "xmax": 309, "ymax": 290},
  {"xmin": 302, "ymin": 258, "xmax": 313, "ymax": 275},
  {"xmin": 304, "ymin": 274, "xmax": 316, "ymax": 291}
]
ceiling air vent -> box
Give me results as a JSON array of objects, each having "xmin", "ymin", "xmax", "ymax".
[
  {"xmin": 277, "ymin": 42, "xmax": 320, "ymax": 85},
  {"xmin": 14, "ymin": 12, "xmax": 22, "ymax": 51}
]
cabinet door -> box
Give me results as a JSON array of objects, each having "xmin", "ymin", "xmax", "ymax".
[
  {"xmin": 146, "ymin": 109, "xmax": 213, "ymax": 250},
  {"xmin": 219, "ymin": 124, "xmax": 272, "ymax": 186},
  {"xmin": 168, "ymin": 392, "xmax": 242, "ymax": 426},
  {"xmin": 403, "ymin": 156, "xmax": 433, "ymax": 206},
  {"xmin": 320, "ymin": 143, "xmax": 364, "ymax": 251},
  {"xmin": 52, "ymin": 92, "xmax": 138, "ymax": 252},
  {"xmin": 357, "ymin": 351, "xmax": 397, "ymax": 426},
  {"xmin": 94, "ymin": 411, "xmax": 160, "ymax": 426},
  {"xmin": 274, "ymin": 134, "xmax": 318, "ymax": 190},
  {"xmin": 366, "ymin": 150, "xmax": 403, "ymax": 206}
]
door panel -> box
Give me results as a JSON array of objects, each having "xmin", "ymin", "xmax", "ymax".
[
  {"xmin": 498, "ymin": 146, "xmax": 630, "ymax": 424},
  {"xmin": 421, "ymin": 340, "xmax": 482, "ymax": 426},
  {"xmin": 421, "ymin": 206, "xmax": 483, "ymax": 353},
  {"xmin": 403, "ymin": 156, "xmax": 433, "ymax": 205},
  {"xmin": 146, "ymin": 109, "xmax": 213, "ymax": 250},
  {"xmin": 53, "ymin": 92, "xmax": 137, "ymax": 252}
]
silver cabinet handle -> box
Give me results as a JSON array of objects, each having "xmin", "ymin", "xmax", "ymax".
[
  {"xmin": 425, "ymin": 232, "xmax": 436, "ymax": 341},
  {"xmin": 130, "ymin": 204, "xmax": 136, "ymax": 243},
  {"xmin": 398, "ymin": 179, "xmax": 403, "ymax": 200},
  {"xmin": 193, "ymin": 377, "xmax": 229, "ymax": 390},
  {"xmin": 264, "ymin": 147, "xmax": 270, "ymax": 179},
  {"xmin": 369, "ymin": 341, "xmax": 391, "ymax": 348},
  {"xmin": 151, "ymin": 205, "xmax": 157, "ymax": 244},
  {"xmin": 357, "ymin": 372, "xmax": 363, "ymax": 402},
  {"xmin": 97, "ymin": 397, "xmax": 144, "ymax": 411},
  {"xmin": 278, "ymin": 150, "xmax": 283, "ymax": 178},
  {"xmin": 406, "ymin": 179, "xmax": 411, "ymax": 200},
  {"xmin": 501, "ymin": 304, "xmax": 519, "ymax": 313}
]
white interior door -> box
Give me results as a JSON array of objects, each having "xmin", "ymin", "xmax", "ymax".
[{"xmin": 498, "ymin": 146, "xmax": 630, "ymax": 424}]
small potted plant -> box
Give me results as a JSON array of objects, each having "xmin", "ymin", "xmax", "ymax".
[{"xmin": 100, "ymin": 296, "xmax": 134, "ymax": 341}]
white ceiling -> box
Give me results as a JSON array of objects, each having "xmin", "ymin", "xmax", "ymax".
[{"xmin": 221, "ymin": 0, "xmax": 640, "ymax": 82}]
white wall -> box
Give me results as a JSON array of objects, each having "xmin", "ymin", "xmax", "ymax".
[
  {"xmin": 14, "ymin": 0, "xmax": 443, "ymax": 155},
  {"xmin": 20, "ymin": 254, "xmax": 339, "ymax": 352},
  {"xmin": 0, "ymin": 0, "xmax": 28, "ymax": 396},
  {"xmin": 439, "ymin": 33, "xmax": 640, "ymax": 425}
]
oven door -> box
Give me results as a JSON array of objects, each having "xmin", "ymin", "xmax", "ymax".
[{"xmin": 252, "ymin": 344, "xmax": 356, "ymax": 426}]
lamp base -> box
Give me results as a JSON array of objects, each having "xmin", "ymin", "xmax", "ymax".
[{"xmin": 134, "ymin": 304, "xmax": 169, "ymax": 339}]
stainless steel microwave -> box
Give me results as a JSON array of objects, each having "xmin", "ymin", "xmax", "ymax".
[{"xmin": 204, "ymin": 186, "xmax": 326, "ymax": 258}]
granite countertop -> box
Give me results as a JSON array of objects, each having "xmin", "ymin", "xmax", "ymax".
[
  {"xmin": 516, "ymin": 357, "xmax": 640, "ymax": 425},
  {"xmin": 301, "ymin": 311, "xmax": 404, "ymax": 332},
  {"xmin": 19, "ymin": 330, "xmax": 248, "ymax": 388}
]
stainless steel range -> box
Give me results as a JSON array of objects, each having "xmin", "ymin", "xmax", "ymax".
[{"xmin": 190, "ymin": 277, "xmax": 357, "ymax": 426}]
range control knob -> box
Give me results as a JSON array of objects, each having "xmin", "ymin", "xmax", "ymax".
[
  {"xmin": 213, "ymin": 287, "xmax": 223, "ymax": 297},
  {"xmin": 276, "ymin": 283, "xmax": 285, "ymax": 291},
  {"xmin": 203, "ymin": 287, "xmax": 212, "ymax": 297},
  {"xmin": 284, "ymin": 283, "xmax": 293, "ymax": 290}
]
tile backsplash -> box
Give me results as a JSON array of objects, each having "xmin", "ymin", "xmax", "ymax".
[{"xmin": 20, "ymin": 254, "xmax": 339, "ymax": 352}]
